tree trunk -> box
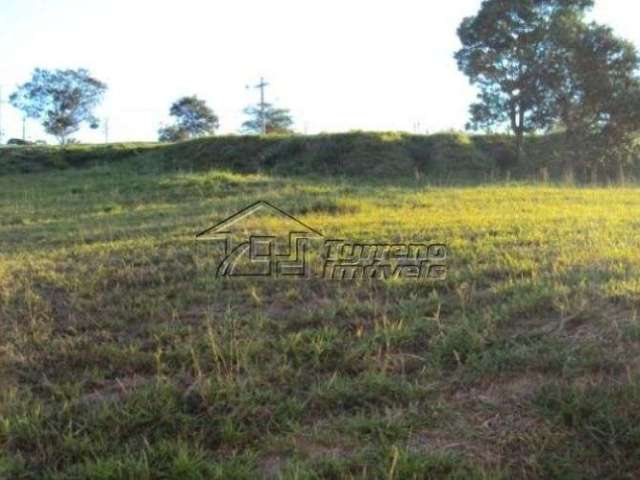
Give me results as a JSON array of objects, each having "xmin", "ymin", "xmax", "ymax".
[
  {"xmin": 517, "ymin": 104, "xmax": 525, "ymax": 164},
  {"xmin": 509, "ymin": 102, "xmax": 524, "ymax": 165},
  {"xmin": 515, "ymin": 130, "xmax": 523, "ymax": 165},
  {"xmin": 618, "ymin": 160, "xmax": 626, "ymax": 186},
  {"xmin": 590, "ymin": 164, "xmax": 598, "ymax": 185},
  {"xmin": 539, "ymin": 167, "xmax": 549, "ymax": 184},
  {"xmin": 562, "ymin": 164, "xmax": 575, "ymax": 184}
]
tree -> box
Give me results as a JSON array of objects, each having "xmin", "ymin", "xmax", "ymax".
[
  {"xmin": 546, "ymin": 22, "xmax": 640, "ymax": 180},
  {"xmin": 455, "ymin": 0, "xmax": 594, "ymax": 162},
  {"xmin": 10, "ymin": 68, "xmax": 106, "ymax": 144},
  {"xmin": 242, "ymin": 103, "xmax": 293, "ymax": 134},
  {"xmin": 158, "ymin": 125, "xmax": 190, "ymax": 143},
  {"xmin": 157, "ymin": 96, "xmax": 218, "ymax": 142}
]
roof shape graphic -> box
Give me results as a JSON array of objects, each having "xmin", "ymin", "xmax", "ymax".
[{"xmin": 196, "ymin": 200, "xmax": 324, "ymax": 239}]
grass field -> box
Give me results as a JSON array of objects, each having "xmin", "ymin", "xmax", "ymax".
[{"xmin": 2, "ymin": 157, "xmax": 640, "ymax": 478}]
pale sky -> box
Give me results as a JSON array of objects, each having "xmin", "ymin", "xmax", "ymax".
[{"xmin": 1, "ymin": 0, "xmax": 638, "ymax": 143}]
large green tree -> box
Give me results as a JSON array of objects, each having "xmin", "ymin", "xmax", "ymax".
[
  {"xmin": 242, "ymin": 103, "xmax": 293, "ymax": 135},
  {"xmin": 158, "ymin": 95, "xmax": 219, "ymax": 142},
  {"xmin": 546, "ymin": 22, "xmax": 640, "ymax": 180},
  {"xmin": 10, "ymin": 68, "xmax": 107, "ymax": 144},
  {"xmin": 455, "ymin": 0, "xmax": 593, "ymax": 162}
]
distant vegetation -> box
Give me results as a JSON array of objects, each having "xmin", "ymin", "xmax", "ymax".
[
  {"xmin": 6, "ymin": 1, "xmax": 639, "ymax": 179},
  {"xmin": 0, "ymin": 142, "xmax": 160, "ymax": 174},
  {"xmin": 158, "ymin": 95, "xmax": 220, "ymax": 142},
  {"xmin": 4, "ymin": 1, "xmax": 640, "ymax": 182},
  {"xmin": 241, "ymin": 102, "xmax": 294, "ymax": 135},
  {"xmin": 457, "ymin": 0, "xmax": 640, "ymax": 180},
  {"xmin": 10, "ymin": 68, "xmax": 107, "ymax": 145},
  {"xmin": 1, "ymin": 131, "xmax": 638, "ymax": 183}
]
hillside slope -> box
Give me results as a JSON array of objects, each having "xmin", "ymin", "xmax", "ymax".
[{"xmin": 0, "ymin": 132, "xmax": 589, "ymax": 181}]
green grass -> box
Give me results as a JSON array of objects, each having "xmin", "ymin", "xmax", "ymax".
[{"xmin": 2, "ymin": 158, "xmax": 640, "ymax": 478}]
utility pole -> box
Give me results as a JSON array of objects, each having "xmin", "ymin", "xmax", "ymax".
[
  {"xmin": 247, "ymin": 77, "xmax": 269, "ymax": 135},
  {"xmin": 104, "ymin": 117, "xmax": 109, "ymax": 143},
  {"xmin": 22, "ymin": 117, "xmax": 26, "ymax": 141},
  {"xmin": 258, "ymin": 77, "xmax": 267, "ymax": 135}
]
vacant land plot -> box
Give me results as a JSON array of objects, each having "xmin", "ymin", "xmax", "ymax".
[{"xmin": 2, "ymin": 161, "xmax": 640, "ymax": 478}]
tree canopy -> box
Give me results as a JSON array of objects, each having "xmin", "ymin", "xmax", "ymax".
[
  {"xmin": 158, "ymin": 95, "xmax": 219, "ymax": 142},
  {"xmin": 242, "ymin": 103, "xmax": 293, "ymax": 135},
  {"xmin": 10, "ymin": 68, "xmax": 107, "ymax": 144},
  {"xmin": 456, "ymin": 0, "xmax": 640, "ymax": 178},
  {"xmin": 455, "ymin": 0, "xmax": 594, "ymax": 159},
  {"xmin": 158, "ymin": 125, "xmax": 190, "ymax": 143},
  {"xmin": 546, "ymin": 22, "xmax": 640, "ymax": 177}
]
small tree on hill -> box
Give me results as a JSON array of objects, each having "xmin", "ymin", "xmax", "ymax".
[
  {"xmin": 158, "ymin": 95, "xmax": 219, "ymax": 142},
  {"xmin": 158, "ymin": 125, "xmax": 190, "ymax": 143},
  {"xmin": 10, "ymin": 68, "xmax": 107, "ymax": 144},
  {"xmin": 242, "ymin": 103, "xmax": 293, "ymax": 134}
]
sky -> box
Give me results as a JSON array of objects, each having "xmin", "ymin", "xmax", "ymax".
[{"xmin": 1, "ymin": 0, "xmax": 639, "ymax": 143}]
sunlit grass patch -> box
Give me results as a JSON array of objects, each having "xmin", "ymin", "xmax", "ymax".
[{"xmin": 3, "ymin": 165, "xmax": 640, "ymax": 477}]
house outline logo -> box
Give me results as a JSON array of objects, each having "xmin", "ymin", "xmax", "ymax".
[
  {"xmin": 196, "ymin": 200, "xmax": 449, "ymax": 281},
  {"xmin": 196, "ymin": 200, "xmax": 323, "ymax": 278}
]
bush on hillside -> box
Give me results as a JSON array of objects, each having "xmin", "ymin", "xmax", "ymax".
[{"xmin": 2, "ymin": 131, "xmax": 639, "ymax": 182}]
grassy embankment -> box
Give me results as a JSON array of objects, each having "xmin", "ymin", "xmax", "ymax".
[
  {"xmin": 1, "ymin": 135, "xmax": 640, "ymax": 478},
  {"xmin": 0, "ymin": 131, "xmax": 596, "ymax": 181}
]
